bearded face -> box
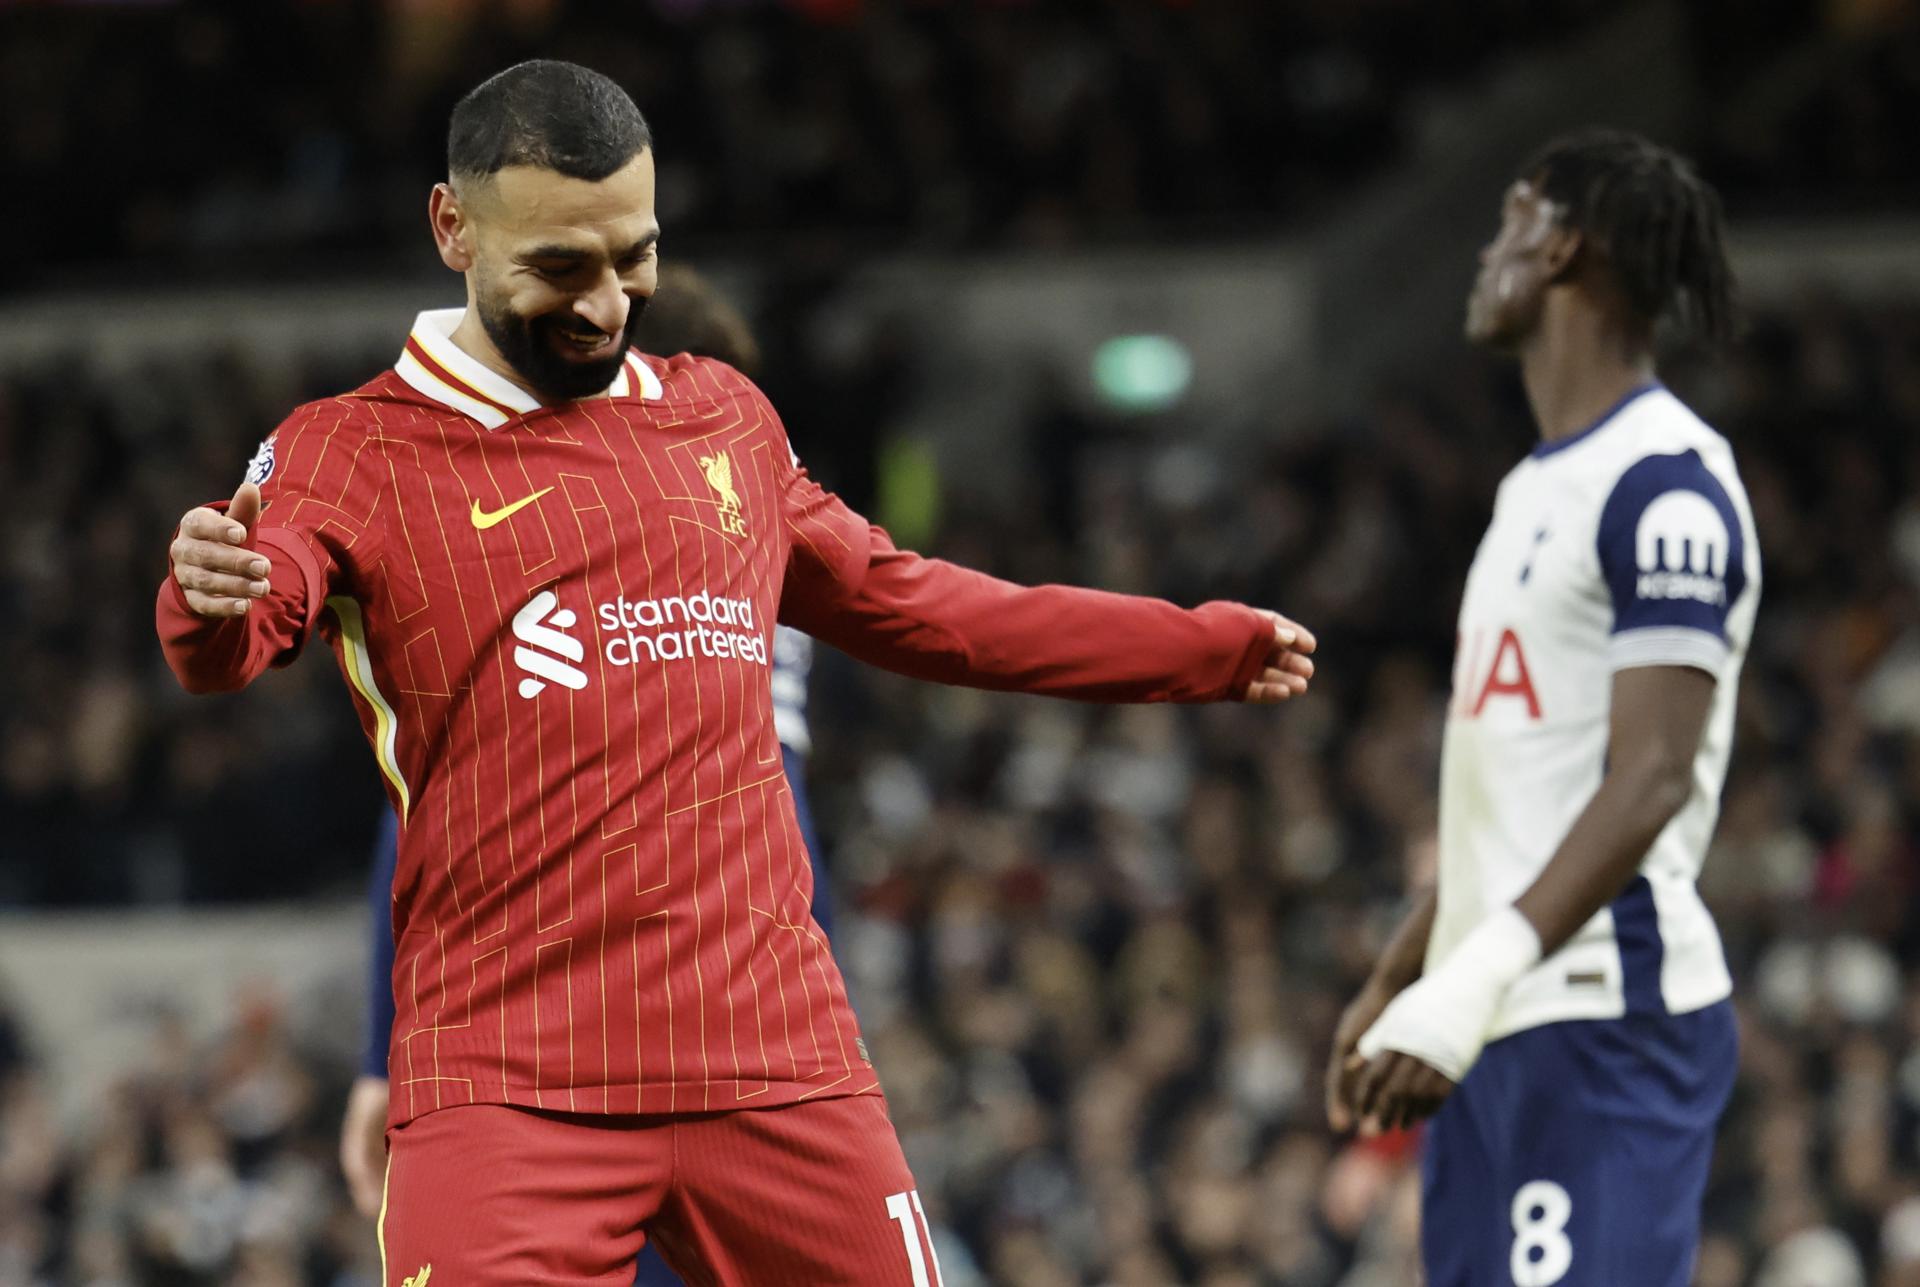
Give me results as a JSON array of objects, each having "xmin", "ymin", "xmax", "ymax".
[{"xmin": 441, "ymin": 150, "xmax": 662, "ymax": 402}]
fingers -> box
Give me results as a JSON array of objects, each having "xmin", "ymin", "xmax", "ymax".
[
  {"xmin": 1245, "ymin": 679, "xmax": 1299, "ymax": 704},
  {"xmin": 1256, "ymin": 610, "xmax": 1316, "ymax": 655},
  {"xmin": 1243, "ymin": 610, "xmax": 1318, "ymax": 705},
  {"xmin": 1376, "ymin": 1061, "xmax": 1424, "ymax": 1134},
  {"xmin": 1327, "ymin": 1050, "xmax": 1366, "ymax": 1132},
  {"xmin": 171, "ymin": 553, "xmax": 271, "ymax": 601},
  {"xmin": 1367, "ymin": 1060, "xmax": 1428, "ymax": 1137},
  {"xmin": 179, "ymin": 505, "xmax": 252, "ymax": 547},
  {"xmin": 1356, "ymin": 1053, "xmax": 1419, "ymax": 1135},
  {"xmin": 1353, "ymin": 1053, "xmax": 1456, "ymax": 1135},
  {"xmin": 1251, "ymin": 608, "xmax": 1316, "ymax": 654},
  {"xmin": 1260, "ymin": 613, "xmax": 1297, "ymax": 650},
  {"xmin": 1410, "ymin": 1065, "xmax": 1456, "ymax": 1124},
  {"xmin": 228, "ymin": 480, "xmax": 263, "ymax": 533},
  {"xmin": 172, "ymin": 550, "xmax": 271, "ymax": 615},
  {"xmin": 173, "ymin": 505, "xmax": 272, "ymax": 620},
  {"xmin": 1325, "ymin": 1031, "xmax": 1352, "ymax": 1130},
  {"xmin": 170, "ymin": 533, "xmax": 270, "ymax": 577},
  {"xmin": 174, "ymin": 561, "xmax": 270, "ymax": 597},
  {"xmin": 180, "ymin": 574, "xmax": 270, "ymax": 605},
  {"xmin": 1246, "ymin": 660, "xmax": 1312, "ymax": 703},
  {"xmin": 1349, "ymin": 1050, "xmax": 1392, "ymax": 1129},
  {"xmin": 182, "ymin": 589, "xmax": 255, "ymax": 618}
]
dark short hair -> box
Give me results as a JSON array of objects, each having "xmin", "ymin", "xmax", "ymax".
[
  {"xmin": 1525, "ymin": 129, "xmax": 1735, "ymax": 346},
  {"xmin": 448, "ymin": 59, "xmax": 652, "ymax": 183}
]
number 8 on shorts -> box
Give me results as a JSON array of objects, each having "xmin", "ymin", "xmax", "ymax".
[{"xmin": 1510, "ymin": 1180, "xmax": 1572, "ymax": 1286}]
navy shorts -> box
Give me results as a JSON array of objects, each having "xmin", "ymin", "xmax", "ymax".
[{"xmin": 1420, "ymin": 1000, "xmax": 1737, "ymax": 1287}]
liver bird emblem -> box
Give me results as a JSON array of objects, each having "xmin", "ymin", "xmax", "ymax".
[{"xmin": 698, "ymin": 451, "xmax": 748, "ymax": 536}]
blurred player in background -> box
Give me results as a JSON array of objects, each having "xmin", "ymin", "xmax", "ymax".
[
  {"xmin": 159, "ymin": 60, "xmax": 1315, "ymax": 1285},
  {"xmin": 1326, "ymin": 131, "xmax": 1756, "ymax": 1286}
]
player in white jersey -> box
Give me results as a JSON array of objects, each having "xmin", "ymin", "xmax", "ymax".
[{"xmin": 1325, "ymin": 131, "xmax": 1755, "ymax": 1286}]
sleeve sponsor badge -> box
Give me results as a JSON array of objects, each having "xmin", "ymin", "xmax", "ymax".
[{"xmin": 244, "ymin": 435, "xmax": 277, "ymax": 486}]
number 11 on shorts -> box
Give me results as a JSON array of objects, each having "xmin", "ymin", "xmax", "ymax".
[{"xmin": 886, "ymin": 1190, "xmax": 946, "ymax": 1287}]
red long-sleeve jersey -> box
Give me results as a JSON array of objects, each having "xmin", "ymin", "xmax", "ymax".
[{"xmin": 157, "ymin": 309, "xmax": 1273, "ymax": 1125}]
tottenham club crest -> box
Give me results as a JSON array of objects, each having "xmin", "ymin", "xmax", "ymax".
[{"xmin": 244, "ymin": 435, "xmax": 277, "ymax": 486}]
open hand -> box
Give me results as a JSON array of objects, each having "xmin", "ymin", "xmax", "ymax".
[
  {"xmin": 170, "ymin": 480, "xmax": 270, "ymax": 618},
  {"xmin": 1244, "ymin": 609, "xmax": 1316, "ymax": 703}
]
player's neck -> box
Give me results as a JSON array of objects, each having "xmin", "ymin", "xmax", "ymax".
[{"xmin": 1518, "ymin": 312, "xmax": 1657, "ymax": 448}]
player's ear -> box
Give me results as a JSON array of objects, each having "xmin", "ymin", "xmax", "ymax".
[
  {"xmin": 1542, "ymin": 225, "xmax": 1583, "ymax": 284},
  {"xmin": 429, "ymin": 182, "xmax": 477, "ymax": 273}
]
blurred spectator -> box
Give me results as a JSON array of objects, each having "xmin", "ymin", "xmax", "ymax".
[
  {"xmin": 0, "ymin": 991, "xmax": 375, "ymax": 1287},
  {"xmin": 10, "ymin": 0, "xmax": 1920, "ymax": 288},
  {"xmin": 0, "ymin": 0, "xmax": 1617, "ymax": 284}
]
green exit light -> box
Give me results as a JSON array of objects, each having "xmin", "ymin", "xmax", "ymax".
[{"xmin": 1092, "ymin": 334, "xmax": 1193, "ymax": 413}]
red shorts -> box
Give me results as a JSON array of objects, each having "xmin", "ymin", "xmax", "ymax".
[{"xmin": 379, "ymin": 1094, "xmax": 945, "ymax": 1286}]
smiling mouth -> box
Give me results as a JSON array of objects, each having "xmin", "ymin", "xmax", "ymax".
[{"xmin": 553, "ymin": 329, "xmax": 613, "ymax": 356}]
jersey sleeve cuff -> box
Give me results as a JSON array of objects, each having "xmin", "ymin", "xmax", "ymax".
[
  {"xmin": 253, "ymin": 526, "xmax": 329, "ymax": 641},
  {"xmin": 1608, "ymin": 626, "xmax": 1728, "ymax": 675}
]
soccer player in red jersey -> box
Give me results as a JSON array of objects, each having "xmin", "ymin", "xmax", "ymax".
[{"xmin": 158, "ymin": 60, "xmax": 1316, "ymax": 1286}]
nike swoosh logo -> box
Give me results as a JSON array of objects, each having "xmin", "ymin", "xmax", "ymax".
[{"xmin": 471, "ymin": 486, "xmax": 554, "ymax": 530}]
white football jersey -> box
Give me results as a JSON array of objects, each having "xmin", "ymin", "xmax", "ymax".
[{"xmin": 1431, "ymin": 384, "xmax": 1760, "ymax": 1039}]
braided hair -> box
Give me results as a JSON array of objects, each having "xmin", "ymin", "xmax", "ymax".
[{"xmin": 1524, "ymin": 129, "xmax": 1735, "ymax": 347}]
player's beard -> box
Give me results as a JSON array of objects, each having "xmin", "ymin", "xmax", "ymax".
[{"xmin": 478, "ymin": 287, "xmax": 648, "ymax": 402}]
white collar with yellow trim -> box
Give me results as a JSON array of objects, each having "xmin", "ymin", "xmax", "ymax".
[{"xmin": 393, "ymin": 307, "xmax": 664, "ymax": 429}]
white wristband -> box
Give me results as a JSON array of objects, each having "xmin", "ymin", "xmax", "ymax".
[
  {"xmin": 1356, "ymin": 906, "xmax": 1543, "ymax": 1083},
  {"xmin": 1453, "ymin": 905, "xmax": 1544, "ymax": 990}
]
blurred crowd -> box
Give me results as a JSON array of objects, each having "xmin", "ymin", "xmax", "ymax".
[
  {"xmin": 0, "ymin": 991, "xmax": 375, "ymax": 1287},
  {"xmin": 2, "ymin": 0, "xmax": 1618, "ymax": 283},
  {"xmin": 0, "ymin": 344, "xmax": 393, "ymax": 906},
  {"xmin": 9, "ymin": 0, "xmax": 1920, "ymax": 291},
  {"xmin": 3, "ymin": 285, "xmax": 1920, "ymax": 1282},
  {"xmin": 1689, "ymin": 0, "xmax": 1920, "ymax": 214}
]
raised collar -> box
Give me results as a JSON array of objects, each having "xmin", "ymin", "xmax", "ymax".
[{"xmin": 393, "ymin": 307, "xmax": 663, "ymax": 429}]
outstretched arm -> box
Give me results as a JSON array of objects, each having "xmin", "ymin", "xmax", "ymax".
[{"xmin": 779, "ymin": 466, "xmax": 1314, "ymax": 704}]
